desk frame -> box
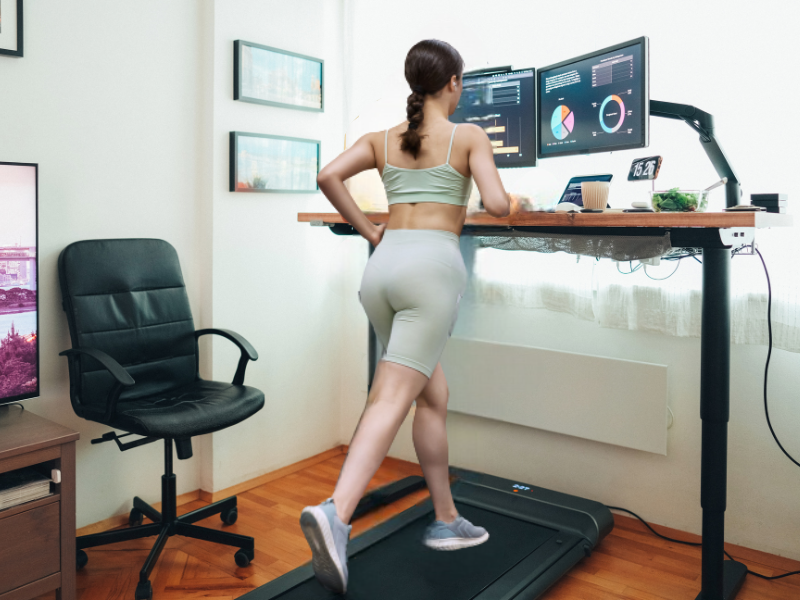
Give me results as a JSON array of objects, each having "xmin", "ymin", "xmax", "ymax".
[{"xmin": 300, "ymin": 211, "xmax": 792, "ymax": 600}]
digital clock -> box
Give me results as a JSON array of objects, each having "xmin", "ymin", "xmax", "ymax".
[{"xmin": 628, "ymin": 156, "xmax": 662, "ymax": 181}]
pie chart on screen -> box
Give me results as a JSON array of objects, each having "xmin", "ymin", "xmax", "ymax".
[{"xmin": 551, "ymin": 105, "xmax": 574, "ymax": 140}]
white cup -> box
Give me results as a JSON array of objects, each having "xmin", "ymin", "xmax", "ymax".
[{"xmin": 581, "ymin": 181, "xmax": 610, "ymax": 210}]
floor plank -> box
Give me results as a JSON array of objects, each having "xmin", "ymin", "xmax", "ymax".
[{"xmin": 35, "ymin": 453, "xmax": 799, "ymax": 600}]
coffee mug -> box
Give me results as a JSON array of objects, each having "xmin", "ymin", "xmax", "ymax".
[{"xmin": 581, "ymin": 181, "xmax": 610, "ymax": 210}]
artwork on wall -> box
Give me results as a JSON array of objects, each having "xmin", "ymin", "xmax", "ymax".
[
  {"xmin": 230, "ymin": 131, "xmax": 320, "ymax": 193},
  {"xmin": 234, "ymin": 40, "xmax": 323, "ymax": 112},
  {"xmin": 0, "ymin": 0, "xmax": 23, "ymax": 57},
  {"xmin": 0, "ymin": 163, "xmax": 38, "ymax": 404}
]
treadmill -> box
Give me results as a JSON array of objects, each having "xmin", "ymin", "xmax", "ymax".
[{"xmin": 242, "ymin": 467, "xmax": 612, "ymax": 600}]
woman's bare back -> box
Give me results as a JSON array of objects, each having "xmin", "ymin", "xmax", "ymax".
[{"xmin": 376, "ymin": 120, "xmax": 479, "ymax": 234}]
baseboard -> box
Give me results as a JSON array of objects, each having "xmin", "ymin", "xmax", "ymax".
[
  {"xmin": 199, "ymin": 445, "xmax": 347, "ymax": 503},
  {"xmin": 76, "ymin": 445, "xmax": 347, "ymax": 537}
]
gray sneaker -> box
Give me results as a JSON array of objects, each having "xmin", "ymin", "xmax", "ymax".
[
  {"xmin": 300, "ymin": 498, "xmax": 352, "ymax": 593},
  {"xmin": 423, "ymin": 515, "xmax": 489, "ymax": 550}
]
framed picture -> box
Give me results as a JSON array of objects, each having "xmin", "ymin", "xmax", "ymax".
[
  {"xmin": 0, "ymin": 0, "xmax": 23, "ymax": 57},
  {"xmin": 234, "ymin": 40, "xmax": 323, "ymax": 112},
  {"xmin": 230, "ymin": 131, "xmax": 320, "ymax": 193},
  {"xmin": 0, "ymin": 162, "xmax": 39, "ymax": 404}
]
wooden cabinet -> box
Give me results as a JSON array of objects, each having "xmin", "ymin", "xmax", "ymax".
[{"xmin": 0, "ymin": 406, "xmax": 79, "ymax": 600}]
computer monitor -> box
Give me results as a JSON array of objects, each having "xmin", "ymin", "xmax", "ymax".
[
  {"xmin": 451, "ymin": 67, "xmax": 536, "ymax": 168},
  {"xmin": 0, "ymin": 162, "xmax": 39, "ymax": 406},
  {"xmin": 537, "ymin": 37, "xmax": 649, "ymax": 159}
]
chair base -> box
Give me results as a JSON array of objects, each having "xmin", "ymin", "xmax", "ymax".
[{"xmin": 76, "ymin": 440, "xmax": 255, "ymax": 600}]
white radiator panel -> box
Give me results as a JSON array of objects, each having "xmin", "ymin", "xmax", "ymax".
[{"xmin": 440, "ymin": 337, "xmax": 668, "ymax": 455}]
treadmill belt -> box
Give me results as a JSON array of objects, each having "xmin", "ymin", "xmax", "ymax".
[{"xmin": 269, "ymin": 502, "xmax": 557, "ymax": 599}]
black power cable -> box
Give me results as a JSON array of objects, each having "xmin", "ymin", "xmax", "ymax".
[
  {"xmin": 604, "ymin": 245, "xmax": 800, "ymax": 581},
  {"xmin": 754, "ymin": 246, "xmax": 800, "ymax": 469},
  {"xmin": 605, "ymin": 505, "xmax": 800, "ymax": 580}
]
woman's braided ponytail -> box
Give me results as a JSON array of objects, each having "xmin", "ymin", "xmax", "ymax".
[{"xmin": 399, "ymin": 40, "xmax": 464, "ymax": 160}]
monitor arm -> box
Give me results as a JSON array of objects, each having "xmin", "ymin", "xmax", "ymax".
[{"xmin": 650, "ymin": 100, "xmax": 741, "ymax": 208}]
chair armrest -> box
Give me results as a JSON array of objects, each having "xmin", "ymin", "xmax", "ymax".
[
  {"xmin": 195, "ymin": 328, "xmax": 259, "ymax": 385},
  {"xmin": 58, "ymin": 347, "xmax": 135, "ymax": 422},
  {"xmin": 59, "ymin": 347, "xmax": 135, "ymax": 385}
]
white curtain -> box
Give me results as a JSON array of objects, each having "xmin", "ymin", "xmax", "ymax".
[{"xmin": 470, "ymin": 237, "xmax": 800, "ymax": 353}]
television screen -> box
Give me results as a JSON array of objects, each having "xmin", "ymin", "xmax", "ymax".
[{"xmin": 0, "ymin": 163, "xmax": 39, "ymax": 405}]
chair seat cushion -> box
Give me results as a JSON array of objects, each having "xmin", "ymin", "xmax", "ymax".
[{"xmin": 111, "ymin": 379, "xmax": 265, "ymax": 439}]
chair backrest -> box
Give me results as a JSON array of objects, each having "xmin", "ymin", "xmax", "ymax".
[{"xmin": 58, "ymin": 239, "xmax": 197, "ymax": 409}]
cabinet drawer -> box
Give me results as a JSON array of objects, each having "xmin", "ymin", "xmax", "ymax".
[{"xmin": 0, "ymin": 502, "xmax": 60, "ymax": 594}]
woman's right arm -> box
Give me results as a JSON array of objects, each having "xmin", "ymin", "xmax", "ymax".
[{"xmin": 464, "ymin": 124, "xmax": 511, "ymax": 218}]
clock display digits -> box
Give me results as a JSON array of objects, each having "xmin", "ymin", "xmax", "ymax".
[{"xmin": 628, "ymin": 155, "xmax": 662, "ymax": 181}]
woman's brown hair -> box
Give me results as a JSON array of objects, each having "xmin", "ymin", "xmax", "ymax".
[{"xmin": 400, "ymin": 40, "xmax": 464, "ymax": 159}]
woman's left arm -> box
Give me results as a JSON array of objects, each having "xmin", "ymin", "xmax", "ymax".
[{"xmin": 317, "ymin": 132, "xmax": 383, "ymax": 245}]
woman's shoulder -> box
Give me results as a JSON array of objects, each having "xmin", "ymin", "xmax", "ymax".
[
  {"xmin": 354, "ymin": 130, "xmax": 391, "ymax": 155},
  {"xmin": 453, "ymin": 122, "xmax": 487, "ymax": 140}
]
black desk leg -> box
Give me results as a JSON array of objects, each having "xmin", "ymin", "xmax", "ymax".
[
  {"xmin": 367, "ymin": 243, "xmax": 377, "ymax": 390},
  {"xmin": 698, "ymin": 248, "xmax": 747, "ymax": 600}
]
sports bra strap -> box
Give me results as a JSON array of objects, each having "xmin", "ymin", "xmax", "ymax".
[
  {"xmin": 384, "ymin": 129, "xmax": 389, "ymax": 166},
  {"xmin": 446, "ymin": 124, "xmax": 459, "ymax": 164}
]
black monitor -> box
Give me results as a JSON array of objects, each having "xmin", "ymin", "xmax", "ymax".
[
  {"xmin": 537, "ymin": 37, "xmax": 649, "ymax": 159},
  {"xmin": 451, "ymin": 67, "xmax": 536, "ymax": 168}
]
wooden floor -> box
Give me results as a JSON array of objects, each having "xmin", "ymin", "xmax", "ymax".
[{"xmin": 37, "ymin": 452, "xmax": 800, "ymax": 600}]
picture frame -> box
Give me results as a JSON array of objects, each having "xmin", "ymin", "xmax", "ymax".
[
  {"xmin": 0, "ymin": 0, "xmax": 23, "ymax": 57},
  {"xmin": 234, "ymin": 40, "xmax": 324, "ymax": 112},
  {"xmin": 230, "ymin": 131, "xmax": 320, "ymax": 193}
]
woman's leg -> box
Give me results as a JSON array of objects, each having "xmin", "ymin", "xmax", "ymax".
[
  {"xmin": 331, "ymin": 359, "xmax": 429, "ymax": 524},
  {"xmin": 413, "ymin": 362, "xmax": 458, "ymax": 523}
]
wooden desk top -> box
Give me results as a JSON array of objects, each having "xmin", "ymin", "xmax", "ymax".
[
  {"xmin": 298, "ymin": 210, "xmax": 792, "ymax": 230},
  {"xmin": 0, "ymin": 406, "xmax": 80, "ymax": 460}
]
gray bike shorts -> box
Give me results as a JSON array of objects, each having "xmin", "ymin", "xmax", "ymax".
[{"xmin": 358, "ymin": 229, "xmax": 467, "ymax": 378}]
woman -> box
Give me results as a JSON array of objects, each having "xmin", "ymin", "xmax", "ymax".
[{"xmin": 300, "ymin": 39, "xmax": 510, "ymax": 594}]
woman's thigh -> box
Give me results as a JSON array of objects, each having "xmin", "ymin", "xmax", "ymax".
[{"xmin": 382, "ymin": 259, "xmax": 464, "ymax": 378}]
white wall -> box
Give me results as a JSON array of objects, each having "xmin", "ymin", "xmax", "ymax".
[
  {"xmin": 341, "ymin": 0, "xmax": 800, "ymax": 560},
  {"xmin": 0, "ymin": 0, "xmax": 210, "ymax": 527},
  {"xmin": 0, "ymin": 0, "xmax": 353, "ymax": 528},
  {"xmin": 207, "ymin": 0, "xmax": 351, "ymax": 492}
]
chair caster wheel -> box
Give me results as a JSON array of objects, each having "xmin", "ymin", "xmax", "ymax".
[
  {"xmin": 221, "ymin": 506, "xmax": 238, "ymax": 525},
  {"xmin": 129, "ymin": 507, "xmax": 144, "ymax": 526},
  {"xmin": 234, "ymin": 548, "xmax": 254, "ymax": 567},
  {"xmin": 76, "ymin": 549, "xmax": 88, "ymax": 570},
  {"xmin": 135, "ymin": 580, "xmax": 153, "ymax": 600}
]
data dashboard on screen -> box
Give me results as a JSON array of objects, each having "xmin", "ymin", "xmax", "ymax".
[
  {"xmin": 537, "ymin": 37, "xmax": 649, "ymax": 158},
  {"xmin": 451, "ymin": 68, "xmax": 536, "ymax": 168}
]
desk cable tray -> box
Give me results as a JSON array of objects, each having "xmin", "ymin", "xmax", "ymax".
[{"xmin": 472, "ymin": 229, "xmax": 673, "ymax": 261}]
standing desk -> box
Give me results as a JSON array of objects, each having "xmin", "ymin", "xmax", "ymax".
[{"xmin": 298, "ymin": 209, "xmax": 791, "ymax": 600}]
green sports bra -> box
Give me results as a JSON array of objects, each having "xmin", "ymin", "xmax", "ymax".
[{"xmin": 381, "ymin": 124, "xmax": 473, "ymax": 207}]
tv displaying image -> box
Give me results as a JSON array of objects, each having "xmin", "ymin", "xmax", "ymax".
[{"xmin": 0, "ymin": 163, "xmax": 38, "ymax": 404}]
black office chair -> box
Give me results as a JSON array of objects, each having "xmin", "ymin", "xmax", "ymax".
[{"xmin": 58, "ymin": 238, "xmax": 265, "ymax": 600}]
